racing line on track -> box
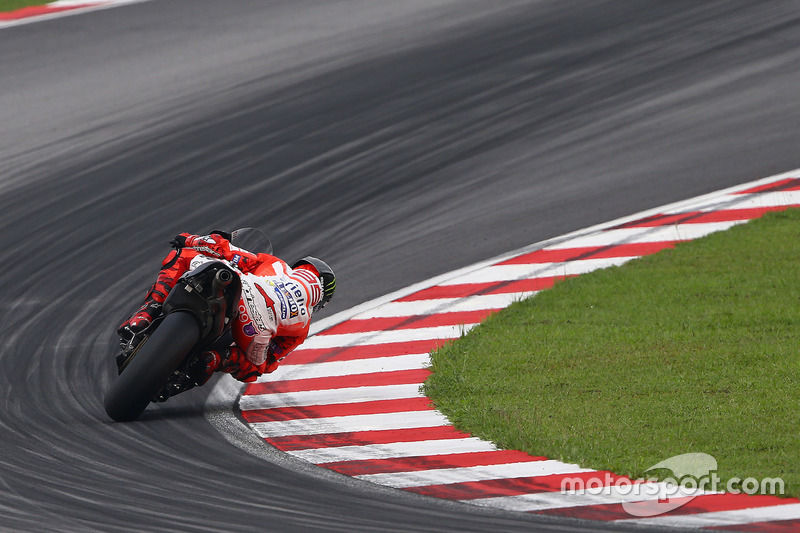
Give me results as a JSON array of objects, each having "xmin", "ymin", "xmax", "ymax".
[{"xmin": 229, "ymin": 173, "xmax": 800, "ymax": 532}]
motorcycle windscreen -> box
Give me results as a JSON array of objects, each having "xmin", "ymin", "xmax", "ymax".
[{"xmin": 230, "ymin": 227, "xmax": 273, "ymax": 255}]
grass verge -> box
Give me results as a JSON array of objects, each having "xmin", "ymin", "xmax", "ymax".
[{"xmin": 425, "ymin": 208, "xmax": 800, "ymax": 497}]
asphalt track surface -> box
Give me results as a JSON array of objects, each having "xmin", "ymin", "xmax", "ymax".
[{"xmin": 1, "ymin": 1, "xmax": 799, "ymax": 531}]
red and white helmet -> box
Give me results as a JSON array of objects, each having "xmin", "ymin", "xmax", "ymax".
[{"xmin": 291, "ymin": 256, "xmax": 335, "ymax": 313}]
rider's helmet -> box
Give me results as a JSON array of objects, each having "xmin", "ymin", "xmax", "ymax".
[{"xmin": 291, "ymin": 256, "xmax": 335, "ymax": 313}]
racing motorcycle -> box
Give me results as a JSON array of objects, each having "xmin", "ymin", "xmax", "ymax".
[{"xmin": 104, "ymin": 228, "xmax": 271, "ymax": 422}]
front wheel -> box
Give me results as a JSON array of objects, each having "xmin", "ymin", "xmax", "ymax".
[{"xmin": 104, "ymin": 311, "xmax": 200, "ymax": 422}]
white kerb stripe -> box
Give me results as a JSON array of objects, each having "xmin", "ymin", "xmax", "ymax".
[
  {"xmin": 266, "ymin": 353, "xmax": 431, "ymax": 381},
  {"xmin": 544, "ymin": 222, "xmax": 741, "ymax": 251},
  {"xmin": 251, "ymin": 410, "xmax": 451, "ymax": 438},
  {"xmin": 239, "ymin": 383, "xmax": 424, "ymax": 410},
  {"xmin": 355, "ymin": 460, "xmax": 593, "ymax": 489},
  {"xmin": 692, "ymin": 191, "xmax": 800, "ymax": 212},
  {"xmin": 617, "ymin": 502, "xmax": 800, "ymax": 528},
  {"xmin": 650, "ymin": 191, "xmax": 800, "ymax": 215},
  {"xmin": 439, "ymin": 257, "xmax": 631, "ymax": 286},
  {"xmin": 466, "ymin": 483, "xmax": 705, "ymax": 512},
  {"xmin": 351, "ymin": 292, "xmax": 535, "ymax": 320},
  {"xmin": 288, "ymin": 437, "xmax": 498, "ymax": 464},
  {"xmin": 299, "ymin": 324, "xmax": 476, "ymax": 350}
]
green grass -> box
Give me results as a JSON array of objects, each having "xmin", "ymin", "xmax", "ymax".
[
  {"xmin": 425, "ymin": 208, "xmax": 800, "ymax": 497},
  {"xmin": 0, "ymin": 0, "xmax": 50, "ymax": 11}
]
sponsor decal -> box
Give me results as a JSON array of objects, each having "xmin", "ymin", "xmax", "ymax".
[
  {"xmin": 248, "ymin": 341, "xmax": 268, "ymax": 366},
  {"xmin": 192, "ymin": 246, "xmax": 222, "ymax": 258},
  {"xmin": 232, "ymin": 254, "xmax": 241, "ymax": 266},
  {"xmin": 269, "ymin": 280, "xmax": 289, "ymax": 320},
  {"xmin": 255, "ymin": 285, "xmax": 277, "ymax": 322},
  {"xmin": 237, "ymin": 303, "xmax": 250, "ymax": 325},
  {"xmin": 189, "ymin": 255, "xmax": 216, "ymax": 270},
  {"xmin": 262, "ymin": 275, "xmax": 308, "ymax": 321},
  {"xmin": 278, "ymin": 280, "xmax": 307, "ymax": 319},
  {"xmin": 237, "ymin": 302, "xmax": 261, "ymax": 338},
  {"xmin": 241, "ymin": 281, "xmax": 267, "ymax": 330},
  {"xmin": 268, "ymin": 338, "xmax": 290, "ymax": 360}
]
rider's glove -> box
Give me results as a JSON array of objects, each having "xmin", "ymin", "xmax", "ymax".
[
  {"xmin": 265, "ymin": 352, "xmax": 279, "ymax": 374},
  {"xmin": 220, "ymin": 346, "xmax": 263, "ymax": 383},
  {"xmin": 189, "ymin": 349, "xmax": 226, "ymax": 386},
  {"xmin": 169, "ymin": 235, "xmax": 186, "ymax": 250},
  {"xmin": 264, "ymin": 341, "xmax": 283, "ymax": 374},
  {"xmin": 169, "ymin": 233, "xmax": 197, "ymax": 250}
]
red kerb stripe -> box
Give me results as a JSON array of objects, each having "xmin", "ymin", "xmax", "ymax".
[
  {"xmin": 733, "ymin": 178, "xmax": 800, "ymax": 194},
  {"xmin": 243, "ymin": 368, "xmax": 431, "ymax": 395},
  {"xmin": 282, "ymin": 339, "xmax": 452, "ymax": 365},
  {"xmin": 265, "ymin": 426, "xmax": 473, "ymax": 451},
  {"xmin": 616, "ymin": 206, "xmax": 793, "ymax": 229},
  {"xmin": 397, "ymin": 277, "xmax": 566, "ymax": 302},
  {"xmin": 241, "ymin": 397, "xmax": 434, "ymax": 422},
  {"xmin": 690, "ymin": 206, "xmax": 793, "ymax": 222},
  {"xmin": 319, "ymin": 309, "xmax": 497, "ymax": 336},
  {"xmin": 537, "ymin": 494, "xmax": 799, "ymax": 522},
  {"xmin": 404, "ymin": 471, "xmax": 621, "ymax": 500},
  {"xmin": 0, "ymin": 4, "xmax": 96, "ymax": 21},
  {"xmin": 497, "ymin": 242, "xmax": 675, "ymax": 265},
  {"xmin": 325, "ymin": 449, "xmax": 546, "ymax": 476}
]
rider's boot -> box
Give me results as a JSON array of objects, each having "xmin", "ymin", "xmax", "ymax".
[{"xmin": 117, "ymin": 271, "xmax": 177, "ymax": 340}]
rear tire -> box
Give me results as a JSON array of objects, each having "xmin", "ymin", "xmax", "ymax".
[{"xmin": 104, "ymin": 311, "xmax": 200, "ymax": 422}]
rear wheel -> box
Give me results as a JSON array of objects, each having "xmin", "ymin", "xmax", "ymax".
[{"xmin": 104, "ymin": 311, "xmax": 200, "ymax": 422}]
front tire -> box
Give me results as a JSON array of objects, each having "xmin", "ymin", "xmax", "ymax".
[{"xmin": 104, "ymin": 311, "xmax": 200, "ymax": 422}]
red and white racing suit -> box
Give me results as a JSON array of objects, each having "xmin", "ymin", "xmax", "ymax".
[{"xmin": 150, "ymin": 233, "xmax": 322, "ymax": 381}]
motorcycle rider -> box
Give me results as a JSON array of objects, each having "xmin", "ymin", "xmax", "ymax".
[{"xmin": 117, "ymin": 230, "xmax": 335, "ymax": 385}]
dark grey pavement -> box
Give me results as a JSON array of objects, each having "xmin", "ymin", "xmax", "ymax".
[{"xmin": 1, "ymin": 1, "xmax": 799, "ymax": 531}]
